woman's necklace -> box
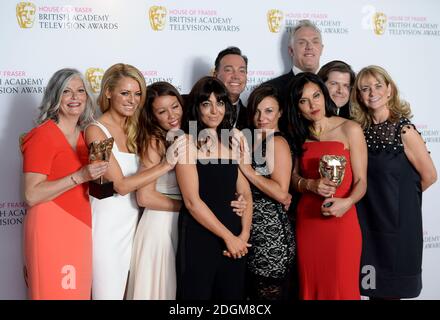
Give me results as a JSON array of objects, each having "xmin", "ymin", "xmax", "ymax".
[{"xmin": 309, "ymin": 124, "xmax": 326, "ymax": 140}]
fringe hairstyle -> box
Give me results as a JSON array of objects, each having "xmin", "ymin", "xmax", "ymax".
[{"xmin": 350, "ymin": 65, "xmax": 412, "ymax": 129}]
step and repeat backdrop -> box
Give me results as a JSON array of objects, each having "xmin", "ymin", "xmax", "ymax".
[{"xmin": 1, "ymin": 0, "xmax": 439, "ymax": 299}]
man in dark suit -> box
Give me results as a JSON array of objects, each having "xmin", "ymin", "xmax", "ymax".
[
  {"xmin": 213, "ymin": 46, "xmax": 249, "ymax": 130},
  {"xmin": 266, "ymin": 19, "xmax": 324, "ymax": 102}
]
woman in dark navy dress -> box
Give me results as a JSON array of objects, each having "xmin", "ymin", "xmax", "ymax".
[
  {"xmin": 351, "ymin": 65, "xmax": 437, "ymax": 299},
  {"xmin": 175, "ymin": 76, "xmax": 253, "ymax": 300}
]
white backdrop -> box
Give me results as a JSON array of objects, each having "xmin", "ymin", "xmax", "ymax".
[{"xmin": 1, "ymin": 0, "xmax": 439, "ymax": 299}]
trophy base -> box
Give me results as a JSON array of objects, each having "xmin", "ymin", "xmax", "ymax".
[{"xmin": 89, "ymin": 180, "xmax": 114, "ymax": 199}]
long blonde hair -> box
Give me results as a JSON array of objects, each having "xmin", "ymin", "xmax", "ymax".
[
  {"xmin": 350, "ymin": 65, "xmax": 412, "ymax": 129},
  {"xmin": 98, "ymin": 63, "xmax": 147, "ymax": 153}
]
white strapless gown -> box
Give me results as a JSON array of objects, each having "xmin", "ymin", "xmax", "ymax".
[
  {"xmin": 89, "ymin": 122, "xmax": 140, "ymax": 300},
  {"xmin": 126, "ymin": 170, "xmax": 181, "ymax": 300}
]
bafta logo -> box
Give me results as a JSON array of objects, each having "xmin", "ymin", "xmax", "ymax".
[
  {"xmin": 86, "ymin": 68, "xmax": 104, "ymax": 94},
  {"xmin": 373, "ymin": 12, "xmax": 387, "ymax": 35},
  {"xmin": 149, "ymin": 6, "xmax": 167, "ymax": 31},
  {"xmin": 267, "ymin": 9, "xmax": 284, "ymax": 33},
  {"xmin": 16, "ymin": 2, "xmax": 36, "ymax": 29}
]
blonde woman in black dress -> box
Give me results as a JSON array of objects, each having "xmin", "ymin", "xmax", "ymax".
[{"xmin": 351, "ymin": 65, "xmax": 437, "ymax": 299}]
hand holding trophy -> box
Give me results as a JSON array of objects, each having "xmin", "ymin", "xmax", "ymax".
[
  {"xmin": 319, "ymin": 155, "xmax": 346, "ymax": 209},
  {"xmin": 89, "ymin": 137, "xmax": 115, "ymax": 199}
]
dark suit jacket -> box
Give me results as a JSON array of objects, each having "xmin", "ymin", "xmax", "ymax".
[
  {"xmin": 335, "ymin": 103, "xmax": 351, "ymax": 119},
  {"xmin": 233, "ymin": 99, "xmax": 248, "ymax": 130},
  {"xmin": 264, "ymin": 70, "xmax": 296, "ymax": 105}
]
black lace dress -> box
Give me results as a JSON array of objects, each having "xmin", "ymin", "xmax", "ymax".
[
  {"xmin": 357, "ymin": 117, "xmax": 423, "ymax": 298},
  {"xmin": 246, "ymin": 132, "xmax": 296, "ymax": 300}
]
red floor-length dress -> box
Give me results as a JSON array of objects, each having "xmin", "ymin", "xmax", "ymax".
[
  {"xmin": 296, "ymin": 141, "xmax": 362, "ymax": 300},
  {"xmin": 22, "ymin": 120, "xmax": 92, "ymax": 299}
]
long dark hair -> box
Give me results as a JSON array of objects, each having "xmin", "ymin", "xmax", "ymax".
[
  {"xmin": 287, "ymin": 72, "xmax": 336, "ymax": 155},
  {"xmin": 182, "ymin": 76, "xmax": 233, "ymax": 147},
  {"xmin": 137, "ymin": 81, "xmax": 184, "ymax": 162}
]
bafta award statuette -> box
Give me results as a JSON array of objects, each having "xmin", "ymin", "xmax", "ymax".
[
  {"xmin": 319, "ymin": 155, "xmax": 346, "ymax": 208},
  {"xmin": 89, "ymin": 137, "xmax": 114, "ymax": 199}
]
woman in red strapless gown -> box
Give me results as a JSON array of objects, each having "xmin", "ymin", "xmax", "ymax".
[{"xmin": 287, "ymin": 73, "xmax": 368, "ymax": 300}]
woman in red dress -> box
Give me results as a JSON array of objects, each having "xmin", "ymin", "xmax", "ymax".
[
  {"xmin": 21, "ymin": 68, "xmax": 108, "ymax": 299},
  {"xmin": 288, "ymin": 72, "xmax": 367, "ymax": 300}
]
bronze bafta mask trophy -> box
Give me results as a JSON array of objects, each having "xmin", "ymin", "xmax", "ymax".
[
  {"xmin": 319, "ymin": 155, "xmax": 346, "ymax": 208},
  {"xmin": 89, "ymin": 138, "xmax": 114, "ymax": 199}
]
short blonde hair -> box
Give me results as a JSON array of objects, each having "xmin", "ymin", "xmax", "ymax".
[
  {"xmin": 350, "ymin": 65, "xmax": 412, "ymax": 129},
  {"xmin": 98, "ymin": 63, "xmax": 147, "ymax": 153}
]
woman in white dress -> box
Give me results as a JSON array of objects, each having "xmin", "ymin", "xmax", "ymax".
[
  {"xmin": 126, "ymin": 82, "xmax": 183, "ymax": 300},
  {"xmin": 127, "ymin": 82, "xmax": 247, "ymax": 300},
  {"xmin": 85, "ymin": 65, "xmax": 175, "ymax": 300}
]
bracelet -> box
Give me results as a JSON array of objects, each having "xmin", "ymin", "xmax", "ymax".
[
  {"xmin": 70, "ymin": 175, "xmax": 79, "ymax": 185},
  {"xmin": 297, "ymin": 177, "xmax": 304, "ymax": 192},
  {"xmin": 304, "ymin": 179, "xmax": 310, "ymax": 192}
]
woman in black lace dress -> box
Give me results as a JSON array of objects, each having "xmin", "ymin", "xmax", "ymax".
[
  {"xmin": 351, "ymin": 65, "xmax": 437, "ymax": 299},
  {"xmin": 238, "ymin": 84, "xmax": 296, "ymax": 300}
]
